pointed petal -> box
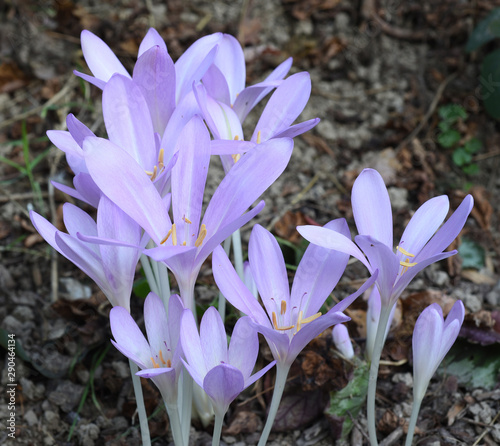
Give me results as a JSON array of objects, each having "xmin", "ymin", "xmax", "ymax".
[
  {"xmin": 352, "ymin": 168, "xmax": 393, "ymax": 248},
  {"xmin": 72, "ymin": 173, "xmax": 102, "ymax": 207},
  {"xmin": 200, "ymin": 307, "xmax": 228, "ymax": 370},
  {"xmin": 66, "ymin": 113, "xmax": 95, "ymax": 147},
  {"xmin": 297, "ymin": 225, "xmax": 371, "ymax": 270},
  {"xmin": 272, "ymin": 118, "xmax": 320, "ymax": 139},
  {"xmin": 83, "ymin": 137, "xmax": 171, "ymax": 245},
  {"xmin": 247, "ymin": 319, "xmax": 291, "ymax": 365},
  {"xmin": 73, "ymin": 70, "xmax": 107, "ymax": 89},
  {"xmin": 133, "ymin": 46, "xmax": 176, "ymax": 135},
  {"xmin": 203, "ymin": 364, "xmax": 244, "ymax": 417},
  {"xmin": 180, "ymin": 309, "xmax": 207, "ymax": 376},
  {"xmin": 63, "ymin": 202, "xmax": 98, "ymax": 239},
  {"xmin": 244, "ymin": 360, "xmax": 276, "ymax": 388},
  {"xmin": 291, "ymin": 218, "xmax": 350, "ymax": 316},
  {"xmin": 212, "ymin": 245, "xmax": 270, "ymax": 326},
  {"xmin": 228, "ymin": 317, "xmax": 258, "ymax": 379},
  {"xmin": 398, "ymin": 196, "xmax": 449, "ymax": 257},
  {"xmin": 210, "ymin": 139, "xmax": 255, "ymax": 155},
  {"xmin": 144, "ymin": 292, "xmax": 171, "ymax": 363},
  {"xmin": 103, "ymin": 74, "xmax": 156, "ymax": 169},
  {"xmin": 138, "ymin": 28, "xmax": 167, "ymax": 57},
  {"xmin": 80, "ymin": 30, "xmax": 130, "ymax": 82},
  {"xmin": 201, "ymin": 64, "xmax": 231, "ymax": 105}
]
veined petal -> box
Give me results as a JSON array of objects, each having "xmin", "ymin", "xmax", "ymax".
[
  {"xmin": 417, "ymin": 195, "xmax": 474, "ymax": 262},
  {"xmin": 180, "ymin": 309, "xmax": 207, "ymax": 376},
  {"xmin": 138, "ymin": 28, "xmax": 167, "ymax": 57},
  {"xmin": 249, "ymin": 225, "xmax": 290, "ymax": 314},
  {"xmin": 200, "ymin": 307, "xmax": 228, "ymax": 370},
  {"xmin": 67, "ymin": 113, "xmax": 95, "ymax": 147},
  {"xmin": 110, "ymin": 306, "xmax": 151, "ymax": 368},
  {"xmin": 202, "ymin": 64, "xmax": 231, "ymax": 105},
  {"xmin": 251, "ymin": 72, "xmax": 312, "ymax": 143},
  {"xmin": 291, "ymin": 218, "xmax": 350, "ymax": 316},
  {"xmin": 398, "ymin": 196, "xmax": 449, "ymax": 257},
  {"xmin": 355, "ymin": 236, "xmax": 399, "ymax": 307},
  {"xmin": 80, "ymin": 30, "xmax": 130, "ymax": 83},
  {"xmin": 47, "ymin": 130, "xmax": 86, "ymax": 174},
  {"xmin": 272, "ymin": 118, "xmax": 320, "ymax": 139},
  {"xmin": 352, "ymin": 168, "xmax": 393, "ymax": 249},
  {"xmin": 144, "ymin": 292, "xmax": 171, "ymax": 365},
  {"xmin": 167, "ymin": 294, "xmax": 185, "ymax": 363},
  {"xmin": 297, "ymin": 225, "xmax": 371, "ymax": 270},
  {"xmin": 72, "ymin": 173, "xmax": 102, "ymax": 207},
  {"xmin": 228, "ymin": 317, "xmax": 258, "ymax": 380},
  {"xmin": 50, "ymin": 180, "xmax": 95, "ymax": 207},
  {"xmin": 133, "ymin": 45, "xmax": 176, "ymax": 135},
  {"xmin": 171, "ymin": 116, "xmax": 210, "ymax": 242},
  {"xmin": 210, "ymin": 139, "xmax": 255, "ymax": 156},
  {"xmin": 103, "ymin": 74, "xmax": 156, "ymax": 170},
  {"xmin": 248, "ymin": 320, "xmax": 291, "ymax": 365},
  {"xmin": 212, "ymin": 246, "xmax": 270, "ymax": 326},
  {"xmin": 201, "ymin": 137, "xmax": 293, "ymax": 236},
  {"xmin": 203, "ymin": 364, "xmax": 244, "ymax": 417},
  {"xmin": 63, "ymin": 202, "xmax": 98, "ymax": 239},
  {"xmin": 83, "ymin": 136, "xmax": 171, "ymax": 245}
]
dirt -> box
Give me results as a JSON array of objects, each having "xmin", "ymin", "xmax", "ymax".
[{"xmin": 1, "ymin": 0, "xmax": 500, "ymax": 445}]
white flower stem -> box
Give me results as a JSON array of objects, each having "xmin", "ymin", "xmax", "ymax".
[
  {"xmin": 258, "ymin": 364, "xmax": 291, "ymax": 446},
  {"xmin": 212, "ymin": 412, "xmax": 224, "ymax": 446},
  {"xmin": 405, "ymin": 396, "xmax": 423, "ymax": 446},
  {"xmin": 140, "ymin": 254, "xmax": 160, "ymax": 296},
  {"xmin": 128, "ymin": 359, "xmax": 151, "ymax": 446},
  {"xmin": 180, "ymin": 368, "xmax": 193, "ymax": 446},
  {"xmin": 231, "ymin": 228, "xmax": 244, "ymax": 279},
  {"xmin": 165, "ymin": 403, "xmax": 185, "ymax": 446},
  {"xmin": 367, "ymin": 304, "xmax": 392, "ymax": 446},
  {"xmin": 218, "ymin": 236, "xmax": 232, "ymax": 320},
  {"xmin": 157, "ymin": 261, "xmax": 171, "ymax": 313}
]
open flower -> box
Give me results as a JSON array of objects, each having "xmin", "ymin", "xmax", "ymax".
[
  {"xmin": 298, "ymin": 168, "xmax": 474, "ymax": 309},
  {"xmin": 213, "ymin": 222, "xmax": 377, "ymax": 367},
  {"xmin": 413, "ymin": 301, "xmax": 464, "ymax": 400},
  {"xmin": 180, "ymin": 306, "xmax": 275, "ymax": 418},
  {"xmin": 110, "ymin": 292, "xmax": 184, "ymax": 406}
]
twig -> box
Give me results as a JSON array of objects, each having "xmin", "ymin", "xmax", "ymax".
[
  {"xmin": 396, "ymin": 72, "xmax": 457, "ymax": 151},
  {"xmin": 471, "ymin": 408, "xmax": 500, "ymax": 446},
  {"xmin": 0, "ymin": 191, "xmax": 48, "ymax": 203},
  {"xmin": 379, "ymin": 426, "xmax": 404, "ymax": 446}
]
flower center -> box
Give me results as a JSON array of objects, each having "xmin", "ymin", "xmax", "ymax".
[
  {"xmin": 145, "ymin": 148, "xmax": 165, "ymax": 182},
  {"xmin": 160, "ymin": 221, "xmax": 207, "ymax": 247},
  {"xmin": 270, "ymin": 299, "xmax": 321, "ymax": 333},
  {"xmin": 150, "ymin": 347, "xmax": 172, "ymax": 369},
  {"xmin": 397, "ymin": 245, "xmax": 417, "ymax": 274}
]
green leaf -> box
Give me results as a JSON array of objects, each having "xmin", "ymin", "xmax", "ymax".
[
  {"xmin": 325, "ymin": 361, "xmax": 369, "ymax": 439},
  {"xmin": 438, "ymin": 121, "xmax": 451, "ymax": 132},
  {"xmin": 458, "ymin": 238, "xmax": 485, "ymax": 269},
  {"xmin": 466, "ymin": 8, "xmax": 500, "ymax": 52},
  {"xmin": 132, "ymin": 276, "xmax": 150, "ymax": 299},
  {"xmin": 464, "ymin": 138, "xmax": 482, "ymax": 154},
  {"xmin": 440, "ymin": 341, "xmax": 500, "ymax": 390},
  {"xmin": 481, "ymin": 48, "xmax": 500, "ymax": 119},
  {"xmin": 438, "ymin": 129, "xmax": 461, "ymax": 148},
  {"xmin": 438, "ymin": 104, "xmax": 468, "ymax": 123},
  {"xmin": 452, "ymin": 148, "xmax": 472, "ymax": 166},
  {"xmin": 462, "ymin": 163, "xmax": 479, "ymax": 175}
]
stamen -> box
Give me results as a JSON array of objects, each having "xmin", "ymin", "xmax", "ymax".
[
  {"xmin": 183, "ymin": 216, "xmax": 192, "ymax": 224},
  {"xmin": 271, "ymin": 311, "xmax": 295, "ymax": 331},
  {"xmin": 232, "ymin": 153, "xmax": 241, "ymax": 163},
  {"xmin": 158, "ymin": 148, "xmax": 165, "ymax": 169},
  {"xmin": 397, "ymin": 246, "xmax": 415, "ymax": 257},
  {"xmin": 146, "ymin": 165, "xmax": 158, "ymax": 181},
  {"xmin": 161, "ymin": 228, "xmax": 173, "ymax": 245},
  {"xmin": 182, "ymin": 241, "xmax": 186, "ymax": 246},
  {"xmin": 151, "ymin": 357, "xmax": 160, "ymax": 368},
  {"xmin": 399, "ymin": 258, "xmax": 417, "ymax": 275},
  {"xmin": 256, "ymin": 130, "xmax": 262, "ymax": 144},
  {"xmin": 194, "ymin": 224, "xmax": 207, "ymax": 247},
  {"xmin": 171, "ymin": 223, "xmax": 177, "ymax": 246},
  {"xmin": 234, "ymin": 135, "xmax": 239, "ymax": 141},
  {"xmin": 166, "ymin": 359, "xmax": 172, "ymax": 368},
  {"xmin": 280, "ymin": 300, "xmax": 287, "ymax": 315},
  {"xmin": 159, "ymin": 350, "xmax": 166, "ymax": 365},
  {"xmin": 297, "ymin": 311, "xmax": 322, "ymax": 332}
]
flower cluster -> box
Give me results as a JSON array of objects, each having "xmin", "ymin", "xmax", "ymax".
[{"xmin": 32, "ymin": 28, "xmax": 473, "ymax": 446}]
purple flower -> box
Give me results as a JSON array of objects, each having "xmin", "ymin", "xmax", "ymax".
[
  {"xmin": 213, "ymin": 222, "xmax": 377, "ymax": 367},
  {"xmin": 82, "ymin": 116, "xmax": 294, "ymax": 310},
  {"xmin": 180, "ymin": 306, "xmax": 275, "ymax": 417},
  {"xmin": 412, "ymin": 301, "xmax": 464, "ymax": 400},
  {"xmin": 110, "ymin": 292, "xmax": 184, "ymax": 405},
  {"xmin": 332, "ymin": 324, "xmax": 354, "ymax": 359},
  {"xmin": 298, "ymin": 168, "xmax": 474, "ymax": 309},
  {"xmin": 30, "ymin": 196, "xmax": 142, "ymax": 312}
]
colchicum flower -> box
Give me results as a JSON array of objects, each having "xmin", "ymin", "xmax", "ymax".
[
  {"xmin": 298, "ymin": 168, "xmax": 474, "ymax": 310},
  {"xmin": 332, "ymin": 324, "xmax": 354, "ymax": 359},
  {"xmin": 180, "ymin": 306, "xmax": 275, "ymax": 419}
]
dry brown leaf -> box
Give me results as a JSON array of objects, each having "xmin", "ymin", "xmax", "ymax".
[
  {"xmin": 461, "ymin": 269, "xmax": 497, "ymax": 286},
  {"xmin": 447, "ymin": 401, "xmax": 466, "ymax": 426},
  {"xmin": 274, "ymin": 210, "xmax": 308, "ymax": 243}
]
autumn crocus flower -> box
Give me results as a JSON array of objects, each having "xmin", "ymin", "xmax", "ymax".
[
  {"xmin": 83, "ymin": 116, "xmax": 294, "ymax": 311},
  {"xmin": 180, "ymin": 306, "xmax": 275, "ymax": 443},
  {"xmin": 405, "ymin": 300, "xmax": 464, "ymax": 446},
  {"xmin": 332, "ymin": 324, "xmax": 354, "ymax": 359},
  {"xmin": 30, "ymin": 196, "xmax": 142, "ymax": 312}
]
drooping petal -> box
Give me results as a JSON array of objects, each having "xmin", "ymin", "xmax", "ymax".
[
  {"xmin": 102, "ymin": 74, "xmax": 156, "ymax": 170},
  {"xmin": 110, "ymin": 306, "xmax": 151, "ymax": 368},
  {"xmin": 228, "ymin": 317, "xmax": 258, "ymax": 380},
  {"xmin": 83, "ymin": 136, "xmax": 170, "ymax": 245},
  {"xmin": 351, "ymin": 168, "xmax": 393, "ymax": 249},
  {"xmin": 251, "ymin": 72, "xmax": 312, "ymax": 143},
  {"xmin": 203, "ymin": 364, "xmax": 244, "ymax": 417},
  {"xmin": 138, "ymin": 28, "xmax": 167, "ymax": 57},
  {"xmin": 416, "ymin": 195, "xmax": 474, "ymax": 262},
  {"xmin": 291, "ymin": 218, "xmax": 350, "ymax": 316},
  {"xmin": 200, "ymin": 307, "xmax": 228, "ymax": 370},
  {"xmin": 248, "ymin": 225, "xmax": 290, "ymax": 314},
  {"xmin": 397, "ymin": 196, "xmax": 449, "ymax": 258},
  {"xmin": 297, "ymin": 225, "xmax": 371, "ymax": 270},
  {"xmin": 212, "ymin": 246, "xmax": 270, "ymax": 326},
  {"xmin": 80, "ymin": 30, "xmax": 130, "ymax": 83},
  {"xmin": 133, "ymin": 45, "xmax": 176, "ymax": 135}
]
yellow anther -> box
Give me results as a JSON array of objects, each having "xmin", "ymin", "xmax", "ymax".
[
  {"xmin": 400, "ymin": 260, "xmax": 418, "ymax": 268},
  {"xmin": 171, "ymin": 223, "xmax": 177, "ymax": 246},
  {"xmin": 159, "ymin": 350, "xmax": 166, "ymax": 365},
  {"xmin": 166, "ymin": 359, "xmax": 172, "ymax": 368},
  {"xmin": 256, "ymin": 130, "xmax": 262, "ymax": 144},
  {"xmin": 158, "ymin": 148, "xmax": 165, "ymax": 169},
  {"xmin": 151, "ymin": 357, "xmax": 160, "ymax": 368},
  {"xmin": 161, "ymin": 228, "xmax": 172, "ymax": 245},
  {"xmin": 194, "ymin": 224, "xmax": 207, "ymax": 247},
  {"xmin": 397, "ymin": 246, "xmax": 415, "ymax": 258},
  {"xmin": 182, "ymin": 241, "xmax": 186, "ymax": 246},
  {"xmin": 146, "ymin": 165, "xmax": 158, "ymax": 181},
  {"xmin": 183, "ymin": 216, "xmax": 192, "ymax": 224},
  {"xmin": 271, "ymin": 311, "xmax": 295, "ymax": 331},
  {"xmin": 280, "ymin": 300, "xmax": 287, "ymax": 315},
  {"xmin": 297, "ymin": 311, "xmax": 321, "ymax": 332},
  {"xmin": 232, "ymin": 153, "xmax": 241, "ymax": 163},
  {"xmin": 234, "ymin": 135, "xmax": 239, "ymax": 141}
]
